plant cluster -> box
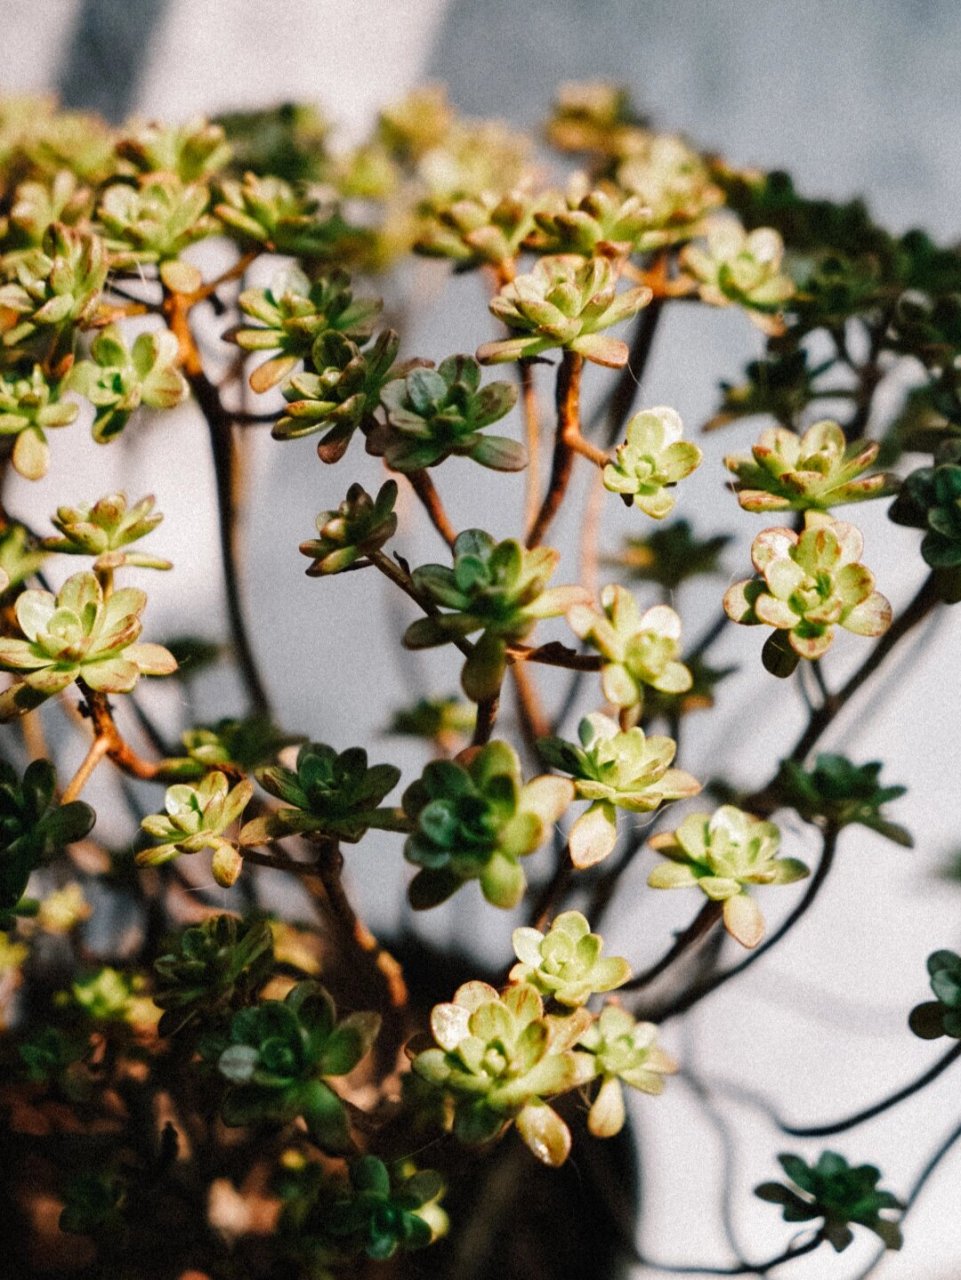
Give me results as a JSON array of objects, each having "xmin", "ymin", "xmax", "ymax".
[{"xmin": 0, "ymin": 81, "xmax": 955, "ymax": 1279}]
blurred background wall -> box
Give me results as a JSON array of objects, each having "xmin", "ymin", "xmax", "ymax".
[{"xmin": 5, "ymin": 2, "xmax": 961, "ymax": 1275}]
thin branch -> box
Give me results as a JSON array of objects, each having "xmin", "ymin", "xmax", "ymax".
[
  {"xmin": 623, "ymin": 900, "xmax": 722, "ymax": 991},
  {"xmin": 785, "ymin": 571, "xmax": 942, "ymax": 767},
  {"xmin": 849, "ymin": 1114, "xmax": 961, "ymax": 1280},
  {"xmin": 779, "ymin": 1041, "xmax": 961, "ymax": 1138},
  {"xmin": 635, "ymin": 1230, "xmax": 823, "ymax": 1276},
  {"xmin": 166, "ymin": 289, "xmax": 272, "ymax": 716},
  {"xmin": 526, "ymin": 350, "xmax": 583, "ymax": 548},
  {"xmin": 407, "ymin": 468, "xmax": 458, "ymax": 548},
  {"xmin": 518, "ymin": 358, "xmax": 541, "ymax": 533},
  {"xmin": 660, "ymin": 828, "xmax": 839, "ymax": 1020}
]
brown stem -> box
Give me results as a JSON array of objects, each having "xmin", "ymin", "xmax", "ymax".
[
  {"xmin": 622, "ymin": 900, "xmax": 722, "ymax": 991},
  {"xmin": 526, "ymin": 351, "xmax": 583, "ymax": 548},
  {"xmin": 407, "ymin": 469, "xmax": 458, "ymax": 548},
  {"xmin": 82, "ymin": 689, "xmax": 187, "ymax": 784},
  {"xmin": 368, "ymin": 549, "xmax": 474, "ymax": 659},
  {"xmin": 61, "ymin": 732, "xmax": 111, "ymax": 803},
  {"xmin": 312, "ymin": 838, "xmax": 408, "ymax": 1011},
  {"xmin": 783, "ymin": 571, "xmax": 942, "ymax": 769},
  {"xmin": 527, "ymin": 848, "xmax": 573, "ymax": 932},
  {"xmin": 471, "ymin": 693, "xmax": 500, "ymax": 746},
  {"xmin": 518, "ymin": 359, "xmax": 541, "ymax": 532},
  {"xmin": 166, "ymin": 290, "xmax": 272, "ymax": 715},
  {"xmin": 510, "ymin": 660, "xmax": 551, "ymax": 759}
]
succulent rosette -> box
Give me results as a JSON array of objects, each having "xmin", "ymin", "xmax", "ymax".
[
  {"xmin": 539, "ymin": 713, "xmax": 700, "ymax": 867},
  {"xmin": 509, "ymin": 911, "xmax": 631, "ymax": 1006},
  {"xmin": 410, "ymin": 980, "xmax": 594, "ymax": 1166},
  {"xmin": 405, "ymin": 529, "xmax": 588, "ymax": 702},
  {"xmin": 0, "ymin": 570, "xmax": 176, "ymax": 719},
  {"xmin": 724, "ymin": 419, "xmax": 898, "ymax": 513},
  {"xmin": 723, "ymin": 513, "xmax": 892, "ymax": 674},
  {"xmin": 325, "ymin": 1156, "xmax": 446, "ymax": 1260},
  {"xmin": 615, "ymin": 135, "xmax": 723, "ymax": 241},
  {"xmin": 242, "ymin": 742, "xmax": 403, "ymax": 845},
  {"xmin": 909, "ymin": 949, "xmax": 961, "ymax": 1041},
  {"xmin": 0, "ymin": 364, "xmax": 78, "ymax": 480},
  {"xmin": 603, "ymin": 405, "xmax": 703, "ymax": 518},
  {"xmin": 476, "ymin": 253, "xmax": 651, "ymax": 368},
  {"xmin": 299, "ymin": 480, "xmax": 398, "ymax": 576},
  {"xmin": 755, "ymin": 1152, "xmax": 903, "ymax": 1253},
  {"xmin": 217, "ymin": 980, "xmax": 380, "ymax": 1152},
  {"xmin": 577, "ymin": 1007, "xmax": 676, "ymax": 1137},
  {"xmin": 68, "ymin": 325, "xmax": 188, "ymax": 442},
  {"xmin": 568, "ymin": 585, "xmax": 692, "ymax": 713},
  {"xmin": 373, "ymin": 355, "xmax": 523, "ymax": 473},
  {"xmin": 137, "ymin": 772, "xmax": 254, "ymax": 888},
  {"xmin": 647, "ymin": 805, "xmax": 809, "ymax": 948},
  {"xmin": 889, "ymin": 440, "xmax": 961, "ymax": 577},
  {"xmin": 230, "ymin": 265, "xmax": 380, "ymax": 392},
  {"xmin": 273, "ymin": 329, "xmax": 401, "ymax": 462},
  {"xmin": 43, "ymin": 492, "xmax": 172, "ymax": 571},
  {"xmin": 402, "ymin": 740, "xmax": 572, "ymax": 910},
  {"xmin": 680, "ymin": 218, "xmax": 795, "ymax": 331},
  {"xmin": 526, "ymin": 184, "xmax": 654, "ymax": 258}
]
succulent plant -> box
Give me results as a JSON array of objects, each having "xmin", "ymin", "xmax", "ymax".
[
  {"xmin": 605, "ymin": 520, "xmax": 730, "ymax": 591},
  {"xmin": 410, "ymin": 980, "xmax": 594, "ymax": 1165},
  {"xmin": 402, "ymin": 739, "xmax": 572, "ymax": 909},
  {"xmin": 0, "ymin": 521, "xmax": 48, "ymax": 591},
  {"xmin": 889, "ymin": 440, "xmax": 961, "ymax": 573},
  {"xmin": 372, "ymin": 355, "xmax": 523, "ymax": 473},
  {"xmin": 576, "ymin": 1006, "xmax": 676, "ymax": 1137},
  {"xmin": 603, "ymin": 405, "xmax": 703, "ymax": 518},
  {"xmin": 68, "ymin": 325, "xmax": 188, "ymax": 442},
  {"xmin": 217, "ymin": 980, "xmax": 380, "ymax": 1151},
  {"xmin": 724, "ymin": 420, "xmax": 898, "ymax": 513},
  {"xmin": 415, "ymin": 190, "xmax": 534, "ymax": 267},
  {"xmin": 299, "ymin": 480, "xmax": 398, "ymax": 575},
  {"xmin": 0, "ymin": 758, "xmax": 95, "ymax": 929},
  {"xmin": 43, "ymin": 492, "xmax": 172, "ymax": 571},
  {"xmin": 539, "ymin": 713, "xmax": 700, "ymax": 867},
  {"xmin": 5, "ymin": 171, "xmax": 93, "ymax": 248},
  {"xmin": 387, "ymin": 696, "xmax": 476, "ymax": 748},
  {"xmin": 231, "ymin": 266, "xmax": 381, "ymax": 392},
  {"xmin": 180, "ymin": 716, "xmax": 303, "ymax": 772},
  {"xmin": 908, "ymin": 950, "xmax": 961, "ymax": 1040},
  {"xmin": 477, "ymin": 253, "xmax": 651, "ymax": 367},
  {"xmin": 681, "ymin": 219, "xmax": 795, "ymax": 330},
  {"xmin": 707, "ymin": 349, "xmax": 823, "ymax": 432},
  {"xmin": 0, "ymin": 363, "xmax": 78, "ymax": 478},
  {"xmin": 405, "ymin": 529, "xmax": 588, "ymax": 702},
  {"xmin": 0, "ymin": 570, "xmax": 177, "ymax": 719},
  {"xmin": 527, "ymin": 183, "xmax": 655, "ymax": 257},
  {"xmin": 274, "ymin": 329, "xmax": 401, "ymax": 462},
  {"xmin": 97, "ymin": 175, "xmax": 218, "ymax": 282},
  {"xmin": 509, "ymin": 911, "xmax": 631, "ymax": 1006},
  {"xmin": 138, "ymin": 772, "xmax": 253, "ymax": 887},
  {"xmin": 215, "ymin": 171, "xmax": 361, "ymax": 259},
  {"xmin": 567, "ymin": 585, "xmax": 692, "ymax": 713},
  {"xmin": 116, "ymin": 117, "xmax": 232, "ymax": 182},
  {"xmin": 325, "ymin": 1157, "xmax": 446, "ymax": 1260},
  {"xmin": 153, "ymin": 913, "xmax": 275, "ymax": 1036},
  {"xmin": 647, "ymin": 805, "xmax": 809, "ymax": 948},
  {"xmin": 775, "ymin": 754, "xmax": 912, "ymax": 846},
  {"xmin": 755, "ymin": 1151, "xmax": 903, "ymax": 1253},
  {"xmin": 545, "ymin": 80, "xmax": 644, "ymax": 156},
  {"xmin": 241, "ymin": 742, "xmax": 402, "ymax": 845},
  {"xmin": 616, "ymin": 135, "xmax": 723, "ymax": 242},
  {"xmin": 723, "ymin": 513, "xmax": 892, "ymax": 675},
  {"xmin": 0, "ymin": 224, "xmax": 107, "ymax": 359}
]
